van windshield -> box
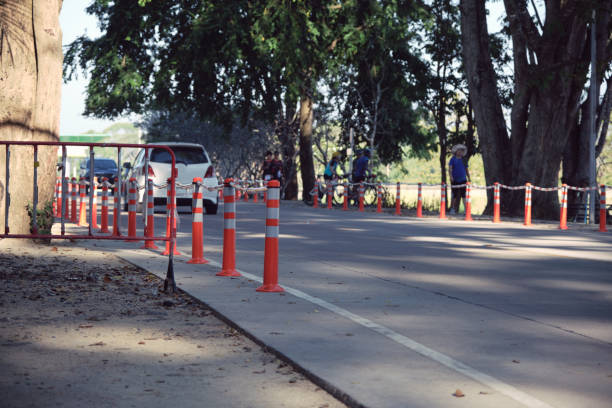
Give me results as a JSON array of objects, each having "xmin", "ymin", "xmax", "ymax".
[{"xmin": 150, "ymin": 147, "xmax": 208, "ymax": 165}]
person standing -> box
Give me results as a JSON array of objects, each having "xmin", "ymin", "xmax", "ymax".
[
  {"xmin": 271, "ymin": 151, "xmax": 283, "ymax": 182},
  {"xmin": 262, "ymin": 151, "xmax": 273, "ymax": 182},
  {"xmin": 449, "ymin": 144, "xmax": 471, "ymax": 214}
]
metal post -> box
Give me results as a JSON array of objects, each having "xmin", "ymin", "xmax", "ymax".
[
  {"xmin": 116, "ymin": 147, "xmax": 122, "ymax": 232},
  {"xmin": 32, "ymin": 145, "xmax": 39, "ymax": 234},
  {"xmin": 4, "ymin": 145, "xmax": 10, "ymax": 234},
  {"xmin": 60, "ymin": 146, "xmax": 67, "ymax": 236},
  {"xmin": 89, "ymin": 147, "xmax": 95, "ymax": 235}
]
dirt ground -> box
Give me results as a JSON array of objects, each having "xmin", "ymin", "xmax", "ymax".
[{"xmin": 0, "ymin": 239, "xmax": 346, "ymax": 408}]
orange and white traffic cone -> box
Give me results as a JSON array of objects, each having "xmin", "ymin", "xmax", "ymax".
[
  {"xmin": 416, "ymin": 182, "xmax": 422, "ymax": 218},
  {"xmin": 256, "ymin": 180, "xmax": 283, "ymax": 292},
  {"xmin": 71, "ymin": 177, "xmax": 78, "ymax": 222},
  {"xmin": 126, "ymin": 178, "xmax": 138, "ymax": 240},
  {"xmin": 162, "ymin": 179, "xmax": 181, "ymax": 255},
  {"xmin": 524, "ymin": 183, "xmax": 532, "ymax": 226},
  {"xmin": 395, "ymin": 182, "xmax": 401, "ymax": 216},
  {"xmin": 90, "ymin": 182, "xmax": 98, "ymax": 230},
  {"xmin": 439, "ymin": 183, "xmax": 447, "ymax": 219},
  {"xmin": 112, "ymin": 177, "xmax": 121, "ymax": 237},
  {"xmin": 359, "ymin": 183, "xmax": 365, "ymax": 212},
  {"xmin": 377, "ymin": 183, "xmax": 382, "ymax": 213},
  {"xmin": 142, "ymin": 178, "xmax": 159, "ymax": 249},
  {"xmin": 243, "ymin": 186, "xmax": 249, "ymax": 202},
  {"xmin": 600, "ymin": 185, "xmax": 608, "ymax": 232},
  {"xmin": 559, "ymin": 184, "xmax": 568, "ymax": 230},
  {"xmin": 465, "ymin": 182, "xmax": 473, "ymax": 221},
  {"xmin": 327, "ymin": 182, "xmax": 333, "ymax": 209},
  {"xmin": 188, "ymin": 178, "xmax": 208, "ymax": 264},
  {"xmin": 78, "ymin": 178, "xmax": 87, "ymax": 226},
  {"xmin": 343, "ymin": 181, "xmax": 348, "ymax": 211},
  {"xmin": 218, "ymin": 179, "xmax": 240, "ymax": 277},
  {"xmin": 99, "ymin": 178, "xmax": 110, "ymax": 233},
  {"xmin": 493, "ymin": 182, "xmax": 501, "ymax": 223}
]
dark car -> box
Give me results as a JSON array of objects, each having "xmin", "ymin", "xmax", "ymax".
[{"xmin": 79, "ymin": 158, "xmax": 119, "ymax": 191}]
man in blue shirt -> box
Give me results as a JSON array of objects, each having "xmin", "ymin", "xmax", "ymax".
[
  {"xmin": 352, "ymin": 149, "xmax": 371, "ymax": 183},
  {"xmin": 449, "ymin": 144, "xmax": 471, "ymax": 214}
]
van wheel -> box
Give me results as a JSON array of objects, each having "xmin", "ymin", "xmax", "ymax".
[{"xmin": 204, "ymin": 202, "xmax": 218, "ymax": 215}]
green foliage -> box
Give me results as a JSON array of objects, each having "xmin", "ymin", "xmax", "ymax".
[{"xmin": 26, "ymin": 201, "xmax": 54, "ymax": 235}]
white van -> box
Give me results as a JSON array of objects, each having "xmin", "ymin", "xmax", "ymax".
[{"xmin": 124, "ymin": 143, "xmax": 219, "ymax": 214}]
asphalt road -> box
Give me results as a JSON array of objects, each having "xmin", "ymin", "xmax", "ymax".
[{"xmin": 83, "ymin": 200, "xmax": 612, "ymax": 408}]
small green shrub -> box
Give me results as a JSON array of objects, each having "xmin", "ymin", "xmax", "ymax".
[{"xmin": 26, "ymin": 201, "xmax": 54, "ymax": 235}]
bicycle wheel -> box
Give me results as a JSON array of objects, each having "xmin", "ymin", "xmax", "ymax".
[
  {"xmin": 333, "ymin": 184, "xmax": 346, "ymax": 206},
  {"xmin": 363, "ymin": 184, "xmax": 378, "ymax": 206}
]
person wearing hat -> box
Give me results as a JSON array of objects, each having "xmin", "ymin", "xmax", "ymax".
[{"xmin": 449, "ymin": 144, "xmax": 470, "ymax": 215}]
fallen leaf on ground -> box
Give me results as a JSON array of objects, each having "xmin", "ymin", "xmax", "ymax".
[
  {"xmin": 88, "ymin": 341, "xmax": 106, "ymax": 346},
  {"xmin": 453, "ymin": 389, "xmax": 465, "ymax": 397}
]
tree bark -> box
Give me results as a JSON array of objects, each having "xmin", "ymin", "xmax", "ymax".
[
  {"xmin": 460, "ymin": 0, "xmax": 511, "ymax": 215},
  {"xmin": 278, "ymin": 99, "xmax": 299, "ymax": 200},
  {"xmin": 298, "ymin": 92, "xmax": 315, "ymax": 201},
  {"xmin": 0, "ymin": 0, "xmax": 63, "ymax": 235}
]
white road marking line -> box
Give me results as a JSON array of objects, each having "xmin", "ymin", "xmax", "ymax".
[{"xmin": 187, "ymin": 256, "xmax": 554, "ymax": 408}]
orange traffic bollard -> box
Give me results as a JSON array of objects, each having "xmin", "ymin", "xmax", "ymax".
[
  {"xmin": 71, "ymin": 177, "xmax": 78, "ymax": 222},
  {"xmin": 465, "ymin": 182, "xmax": 473, "ymax": 221},
  {"xmin": 78, "ymin": 178, "xmax": 87, "ymax": 226},
  {"xmin": 493, "ymin": 182, "xmax": 501, "ymax": 223},
  {"xmin": 99, "ymin": 178, "xmax": 110, "ymax": 233},
  {"xmin": 416, "ymin": 183, "xmax": 422, "ymax": 217},
  {"xmin": 112, "ymin": 177, "xmax": 122, "ymax": 237},
  {"xmin": 188, "ymin": 178, "xmax": 208, "ymax": 264},
  {"xmin": 126, "ymin": 178, "xmax": 138, "ymax": 240},
  {"xmin": 142, "ymin": 178, "xmax": 159, "ymax": 249},
  {"xmin": 256, "ymin": 180, "xmax": 283, "ymax": 292},
  {"xmin": 376, "ymin": 183, "xmax": 382, "ymax": 213},
  {"xmin": 439, "ymin": 183, "xmax": 447, "ymax": 219},
  {"xmin": 559, "ymin": 184, "xmax": 568, "ymax": 230},
  {"xmin": 343, "ymin": 181, "xmax": 348, "ymax": 211},
  {"xmin": 524, "ymin": 183, "xmax": 532, "ymax": 226},
  {"xmin": 600, "ymin": 185, "xmax": 608, "ymax": 232},
  {"xmin": 218, "ymin": 179, "xmax": 240, "ymax": 277},
  {"xmin": 162, "ymin": 179, "xmax": 181, "ymax": 255},
  {"xmin": 395, "ymin": 182, "xmax": 401, "ymax": 216},
  {"xmin": 358, "ymin": 183, "xmax": 365, "ymax": 212},
  {"xmin": 90, "ymin": 182, "xmax": 98, "ymax": 230}
]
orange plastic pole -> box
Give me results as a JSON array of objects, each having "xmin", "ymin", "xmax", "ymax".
[
  {"xmin": 343, "ymin": 181, "xmax": 348, "ymax": 211},
  {"xmin": 162, "ymin": 179, "xmax": 181, "ymax": 255},
  {"xmin": 126, "ymin": 178, "xmax": 138, "ymax": 240},
  {"xmin": 600, "ymin": 185, "xmax": 608, "ymax": 232},
  {"xmin": 439, "ymin": 183, "xmax": 447, "ymax": 219},
  {"xmin": 559, "ymin": 184, "xmax": 568, "ymax": 230},
  {"xmin": 358, "ymin": 183, "xmax": 365, "ymax": 212},
  {"xmin": 90, "ymin": 182, "xmax": 98, "ymax": 229},
  {"xmin": 395, "ymin": 182, "xmax": 401, "ymax": 216},
  {"xmin": 99, "ymin": 178, "xmax": 110, "ymax": 233},
  {"xmin": 256, "ymin": 180, "xmax": 283, "ymax": 292},
  {"xmin": 253, "ymin": 187, "xmax": 259, "ymax": 203},
  {"xmin": 112, "ymin": 177, "xmax": 121, "ymax": 237},
  {"xmin": 188, "ymin": 178, "xmax": 208, "ymax": 264},
  {"xmin": 142, "ymin": 178, "xmax": 158, "ymax": 249},
  {"xmin": 416, "ymin": 183, "xmax": 422, "ymax": 218},
  {"xmin": 376, "ymin": 183, "xmax": 382, "ymax": 213},
  {"xmin": 524, "ymin": 183, "xmax": 532, "ymax": 226},
  {"xmin": 465, "ymin": 182, "xmax": 473, "ymax": 221},
  {"xmin": 71, "ymin": 177, "xmax": 77, "ymax": 222},
  {"xmin": 78, "ymin": 178, "xmax": 87, "ymax": 226},
  {"xmin": 218, "ymin": 179, "xmax": 241, "ymax": 277},
  {"xmin": 493, "ymin": 182, "xmax": 501, "ymax": 223}
]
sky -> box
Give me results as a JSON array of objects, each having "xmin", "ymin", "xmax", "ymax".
[
  {"xmin": 59, "ymin": 1, "xmax": 506, "ymax": 137},
  {"xmin": 59, "ymin": 0, "xmax": 128, "ymax": 135}
]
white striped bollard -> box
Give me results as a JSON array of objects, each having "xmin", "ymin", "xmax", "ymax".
[
  {"xmin": 112, "ymin": 177, "xmax": 121, "ymax": 237},
  {"xmin": 524, "ymin": 183, "xmax": 532, "ymax": 226},
  {"xmin": 162, "ymin": 179, "xmax": 181, "ymax": 255},
  {"xmin": 99, "ymin": 178, "xmax": 110, "ymax": 233},
  {"xmin": 395, "ymin": 182, "xmax": 401, "ymax": 216},
  {"xmin": 126, "ymin": 178, "xmax": 138, "ymax": 240},
  {"xmin": 218, "ymin": 179, "xmax": 240, "ymax": 276},
  {"xmin": 257, "ymin": 180, "xmax": 283, "ymax": 292},
  {"xmin": 600, "ymin": 185, "xmax": 608, "ymax": 232},
  {"xmin": 493, "ymin": 182, "xmax": 500, "ymax": 223},
  {"xmin": 416, "ymin": 182, "xmax": 422, "ymax": 217},
  {"xmin": 439, "ymin": 183, "xmax": 447, "ymax": 219},
  {"xmin": 358, "ymin": 183, "xmax": 364, "ymax": 212},
  {"xmin": 559, "ymin": 184, "xmax": 568, "ymax": 230},
  {"xmin": 465, "ymin": 182, "xmax": 473, "ymax": 221},
  {"xmin": 376, "ymin": 183, "xmax": 382, "ymax": 213},
  {"xmin": 188, "ymin": 178, "xmax": 208, "ymax": 264}
]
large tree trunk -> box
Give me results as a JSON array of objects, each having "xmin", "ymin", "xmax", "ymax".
[
  {"xmin": 278, "ymin": 99, "xmax": 299, "ymax": 200},
  {"xmin": 298, "ymin": 92, "xmax": 315, "ymax": 201},
  {"xmin": 459, "ymin": 0, "xmax": 511, "ymax": 215},
  {"xmin": 0, "ymin": 0, "xmax": 63, "ymax": 236}
]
